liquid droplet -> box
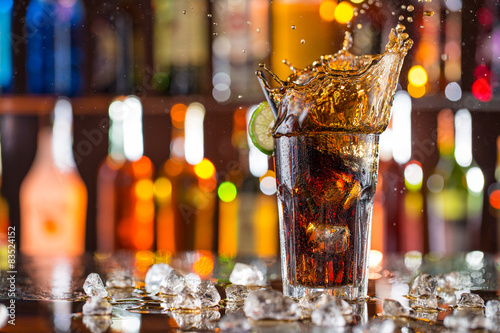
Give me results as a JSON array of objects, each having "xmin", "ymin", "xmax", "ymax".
[
  {"xmin": 182, "ymin": 10, "xmax": 187, "ymax": 14},
  {"xmin": 401, "ymin": 5, "xmax": 406, "ymax": 10},
  {"xmin": 399, "ymin": 15, "xmax": 405, "ymax": 21},
  {"xmin": 407, "ymin": 17, "xmax": 413, "ymax": 23},
  {"xmin": 291, "ymin": 25, "xmax": 296, "ymax": 30},
  {"xmin": 238, "ymin": 95, "xmax": 243, "ymax": 99},
  {"xmin": 213, "ymin": 22, "xmax": 218, "ymax": 26},
  {"xmin": 424, "ymin": 10, "xmax": 434, "ymax": 16},
  {"xmin": 357, "ymin": 23, "xmax": 362, "ymax": 29},
  {"xmin": 407, "ymin": 5, "xmax": 415, "ymax": 12},
  {"xmin": 300, "ymin": 39, "xmax": 305, "ymax": 44},
  {"xmin": 207, "ymin": 13, "xmax": 212, "ymax": 18},
  {"xmin": 247, "ymin": 21, "xmax": 251, "ymax": 25},
  {"xmin": 242, "ymin": 50, "xmax": 246, "ymax": 53},
  {"xmin": 213, "ymin": 32, "xmax": 218, "ymax": 36},
  {"xmin": 256, "ymin": 28, "xmax": 261, "ymax": 33}
]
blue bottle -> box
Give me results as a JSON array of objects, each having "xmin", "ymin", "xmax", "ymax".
[
  {"xmin": 0, "ymin": 0, "xmax": 13, "ymax": 93},
  {"xmin": 25, "ymin": 0, "xmax": 86, "ymax": 96}
]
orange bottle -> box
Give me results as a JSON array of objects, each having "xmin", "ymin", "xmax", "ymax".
[
  {"xmin": 96, "ymin": 96, "xmax": 155, "ymax": 252},
  {"xmin": 20, "ymin": 98, "xmax": 87, "ymax": 256}
]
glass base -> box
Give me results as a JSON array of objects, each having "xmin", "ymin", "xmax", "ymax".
[{"xmin": 283, "ymin": 279, "xmax": 367, "ymax": 300}]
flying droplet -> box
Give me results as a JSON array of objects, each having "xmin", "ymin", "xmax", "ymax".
[
  {"xmin": 300, "ymin": 39, "xmax": 305, "ymax": 44},
  {"xmin": 213, "ymin": 22, "xmax": 218, "ymax": 26},
  {"xmin": 213, "ymin": 32, "xmax": 218, "ymax": 36},
  {"xmin": 256, "ymin": 28, "xmax": 261, "ymax": 33},
  {"xmin": 441, "ymin": 54, "xmax": 449, "ymax": 61},
  {"xmin": 237, "ymin": 95, "xmax": 243, "ymax": 99},
  {"xmin": 242, "ymin": 50, "xmax": 246, "ymax": 53},
  {"xmin": 399, "ymin": 15, "xmax": 405, "ymax": 21},
  {"xmin": 291, "ymin": 25, "xmax": 296, "ymax": 29},
  {"xmin": 357, "ymin": 23, "xmax": 362, "ymax": 29},
  {"xmin": 182, "ymin": 10, "xmax": 187, "ymax": 14},
  {"xmin": 401, "ymin": 5, "xmax": 406, "ymax": 10},
  {"xmin": 424, "ymin": 10, "xmax": 434, "ymax": 16},
  {"xmin": 207, "ymin": 13, "xmax": 212, "ymax": 18},
  {"xmin": 407, "ymin": 5, "xmax": 414, "ymax": 12},
  {"xmin": 407, "ymin": 17, "xmax": 413, "ymax": 23}
]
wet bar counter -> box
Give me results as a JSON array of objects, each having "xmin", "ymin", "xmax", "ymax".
[{"xmin": 1, "ymin": 251, "xmax": 499, "ymax": 332}]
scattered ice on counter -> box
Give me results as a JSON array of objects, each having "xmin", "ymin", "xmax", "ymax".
[
  {"xmin": 411, "ymin": 295, "xmax": 438, "ymax": 309},
  {"xmin": 82, "ymin": 315, "xmax": 112, "ymax": 333},
  {"xmin": 409, "ymin": 273, "xmax": 437, "ymax": 297},
  {"xmin": 82, "ymin": 296, "xmax": 113, "ymax": 315},
  {"xmin": 145, "ymin": 263, "xmax": 173, "ymax": 294},
  {"xmin": 352, "ymin": 319, "xmax": 396, "ymax": 333},
  {"xmin": 218, "ymin": 312, "xmax": 252, "ymax": 332},
  {"xmin": 225, "ymin": 284, "xmax": 251, "ymax": 303},
  {"xmin": 196, "ymin": 280, "xmax": 221, "ymax": 307},
  {"xmin": 184, "ymin": 273, "xmax": 202, "ymax": 291},
  {"xmin": 172, "ymin": 286, "xmax": 202, "ymax": 310},
  {"xmin": 172, "ymin": 310, "xmax": 220, "ymax": 331},
  {"xmin": 160, "ymin": 270, "xmax": 186, "ymax": 295},
  {"xmin": 311, "ymin": 301, "xmax": 347, "ymax": 327},
  {"xmin": 105, "ymin": 270, "xmax": 134, "ymax": 288},
  {"xmin": 243, "ymin": 289, "xmax": 300, "ymax": 321},
  {"xmin": 229, "ymin": 263, "xmax": 265, "ymax": 286},
  {"xmin": 0, "ymin": 303, "xmax": 7, "ymax": 329},
  {"xmin": 470, "ymin": 315, "xmax": 494, "ymax": 330},
  {"xmin": 443, "ymin": 312, "xmax": 474, "ymax": 332},
  {"xmin": 436, "ymin": 271, "xmax": 459, "ymax": 291},
  {"xmin": 83, "ymin": 273, "xmax": 108, "ymax": 298},
  {"xmin": 457, "ymin": 293, "xmax": 485, "ymax": 308},
  {"xmin": 485, "ymin": 299, "xmax": 500, "ymax": 321},
  {"xmin": 383, "ymin": 299, "xmax": 408, "ymax": 317}
]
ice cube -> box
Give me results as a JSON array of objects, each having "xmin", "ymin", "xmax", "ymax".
[
  {"xmin": 457, "ymin": 293, "xmax": 484, "ymax": 308},
  {"xmin": 172, "ymin": 310, "xmax": 220, "ymax": 331},
  {"xmin": 412, "ymin": 311, "xmax": 438, "ymax": 322},
  {"xmin": 436, "ymin": 272, "xmax": 459, "ymax": 291},
  {"xmin": 82, "ymin": 296, "xmax": 113, "ymax": 316},
  {"xmin": 352, "ymin": 319, "xmax": 396, "ymax": 333},
  {"xmin": 145, "ymin": 263, "xmax": 173, "ymax": 294},
  {"xmin": 82, "ymin": 315, "xmax": 112, "ymax": 333},
  {"xmin": 383, "ymin": 299, "xmax": 407, "ymax": 317},
  {"xmin": 243, "ymin": 289, "xmax": 300, "ymax": 321},
  {"xmin": 409, "ymin": 273, "xmax": 437, "ymax": 297},
  {"xmin": 485, "ymin": 299, "xmax": 500, "ymax": 321},
  {"xmin": 196, "ymin": 280, "xmax": 221, "ymax": 307},
  {"xmin": 470, "ymin": 315, "xmax": 493, "ymax": 330},
  {"xmin": 83, "ymin": 273, "xmax": 108, "ymax": 298},
  {"xmin": 184, "ymin": 273, "xmax": 202, "ymax": 291},
  {"xmin": 229, "ymin": 263, "xmax": 265, "ymax": 286},
  {"xmin": 443, "ymin": 312, "xmax": 473, "ymax": 332},
  {"xmin": 410, "ymin": 295, "xmax": 438, "ymax": 309},
  {"xmin": 225, "ymin": 302, "xmax": 245, "ymax": 315},
  {"xmin": 172, "ymin": 286, "xmax": 202, "ymax": 310},
  {"xmin": 225, "ymin": 284, "xmax": 251, "ymax": 303},
  {"xmin": 218, "ymin": 312, "xmax": 252, "ymax": 332},
  {"xmin": 160, "ymin": 297, "xmax": 175, "ymax": 311},
  {"xmin": 311, "ymin": 301, "xmax": 347, "ymax": 327},
  {"xmin": 0, "ymin": 303, "xmax": 7, "ymax": 329},
  {"xmin": 306, "ymin": 224, "xmax": 350, "ymax": 254},
  {"xmin": 159, "ymin": 270, "xmax": 186, "ymax": 295},
  {"xmin": 106, "ymin": 270, "xmax": 134, "ymax": 289}
]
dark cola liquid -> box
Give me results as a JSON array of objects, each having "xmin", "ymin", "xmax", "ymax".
[{"xmin": 275, "ymin": 132, "xmax": 379, "ymax": 289}]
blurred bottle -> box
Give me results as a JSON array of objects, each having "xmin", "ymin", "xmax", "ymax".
[
  {"xmin": 217, "ymin": 107, "xmax": 279, "ymax": 258},
  {"xmin": 425, "ymin": 108, "xmax": 484, "ymax": 254},
  {"xmin": 488, "ymin": 136, "xmax": 500, "ymax": 250},
  {"xmin": 96, "ymin": 96, "xmax": 155, "ymax": 252},
  {"xmin": 152, "ymin": 0, "xmax": 209, "ymax": 95},
  {"xmin": 0, "ymin": 0, "xmax": 13, "ymax": 93},
  {"xmin": 25, "ymin": 0, "xmax": 86, "ymax": 96},
  {"xmin": 155, "ymin": 103, "xmax": 217, "ymax": 254},
  {"xmin": 20, "ymin": 99, "xmax": 87, "ymax": 256},
  {"xmin": 454, "ymin": 109, "xmax": 484, "ymax": 249},
  {"xmin": 211, "ymin": 0, "xmax": 270, "ymax": 103},
  {"xmin": 0, "ymin": 131, "xmax": 9, "ymax": 269}
]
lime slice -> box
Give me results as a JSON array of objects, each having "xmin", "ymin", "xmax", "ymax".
[{"xmin": 249, "ymin": 101, "xmax": 275, "ymax": 155}]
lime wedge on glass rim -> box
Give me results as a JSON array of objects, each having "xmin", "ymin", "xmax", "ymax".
[{"xmin": 249, "ymin": 101, "xmax": 275, "ymax": 155}]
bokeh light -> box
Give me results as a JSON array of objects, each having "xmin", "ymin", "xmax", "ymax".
[
  {"xmin": 408, "ymin": 83, "xmax": 426, "ymax": 98},
  {"xmin": 408, "ymin": 65, "xmax": 428, "ymax": 87},
  {"xmin": 218, "ymin": 181, "xmax": 237, "ymax": 202},
  {"xmin": 334, "ymin": 1, "xmax": 353, "ymax": 24},
  {"xmin": 135, "ymin": 179, "xmax": 154, "ymax": 201},
  {"xmin": 404, "ymin": 161, "xmax": 423, "ymax": 192},
  {"xmin": 170, "ymin": 103, "xmax": 187, "ymax": 129},
  {"xmin": 319, "ymin": 0, "xmax": 337, "ymax": 22},
  {"xmin": 445, "ymin": 82, "xmax": 462, "ymax": 101},
  {"xmin": 194, "ymin": 158, "xmax": 216, "ymax": 180},
  {"xmin": 490, "ymin": 190, "xmax": 500, "ymax": 210},
  {"xmin": 154, "ymin": 177, "xmax": 172, "ymax": 202},
  {"xmin": 472, "ymin": 78, "xmax": 492, "ymax": 102}
]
